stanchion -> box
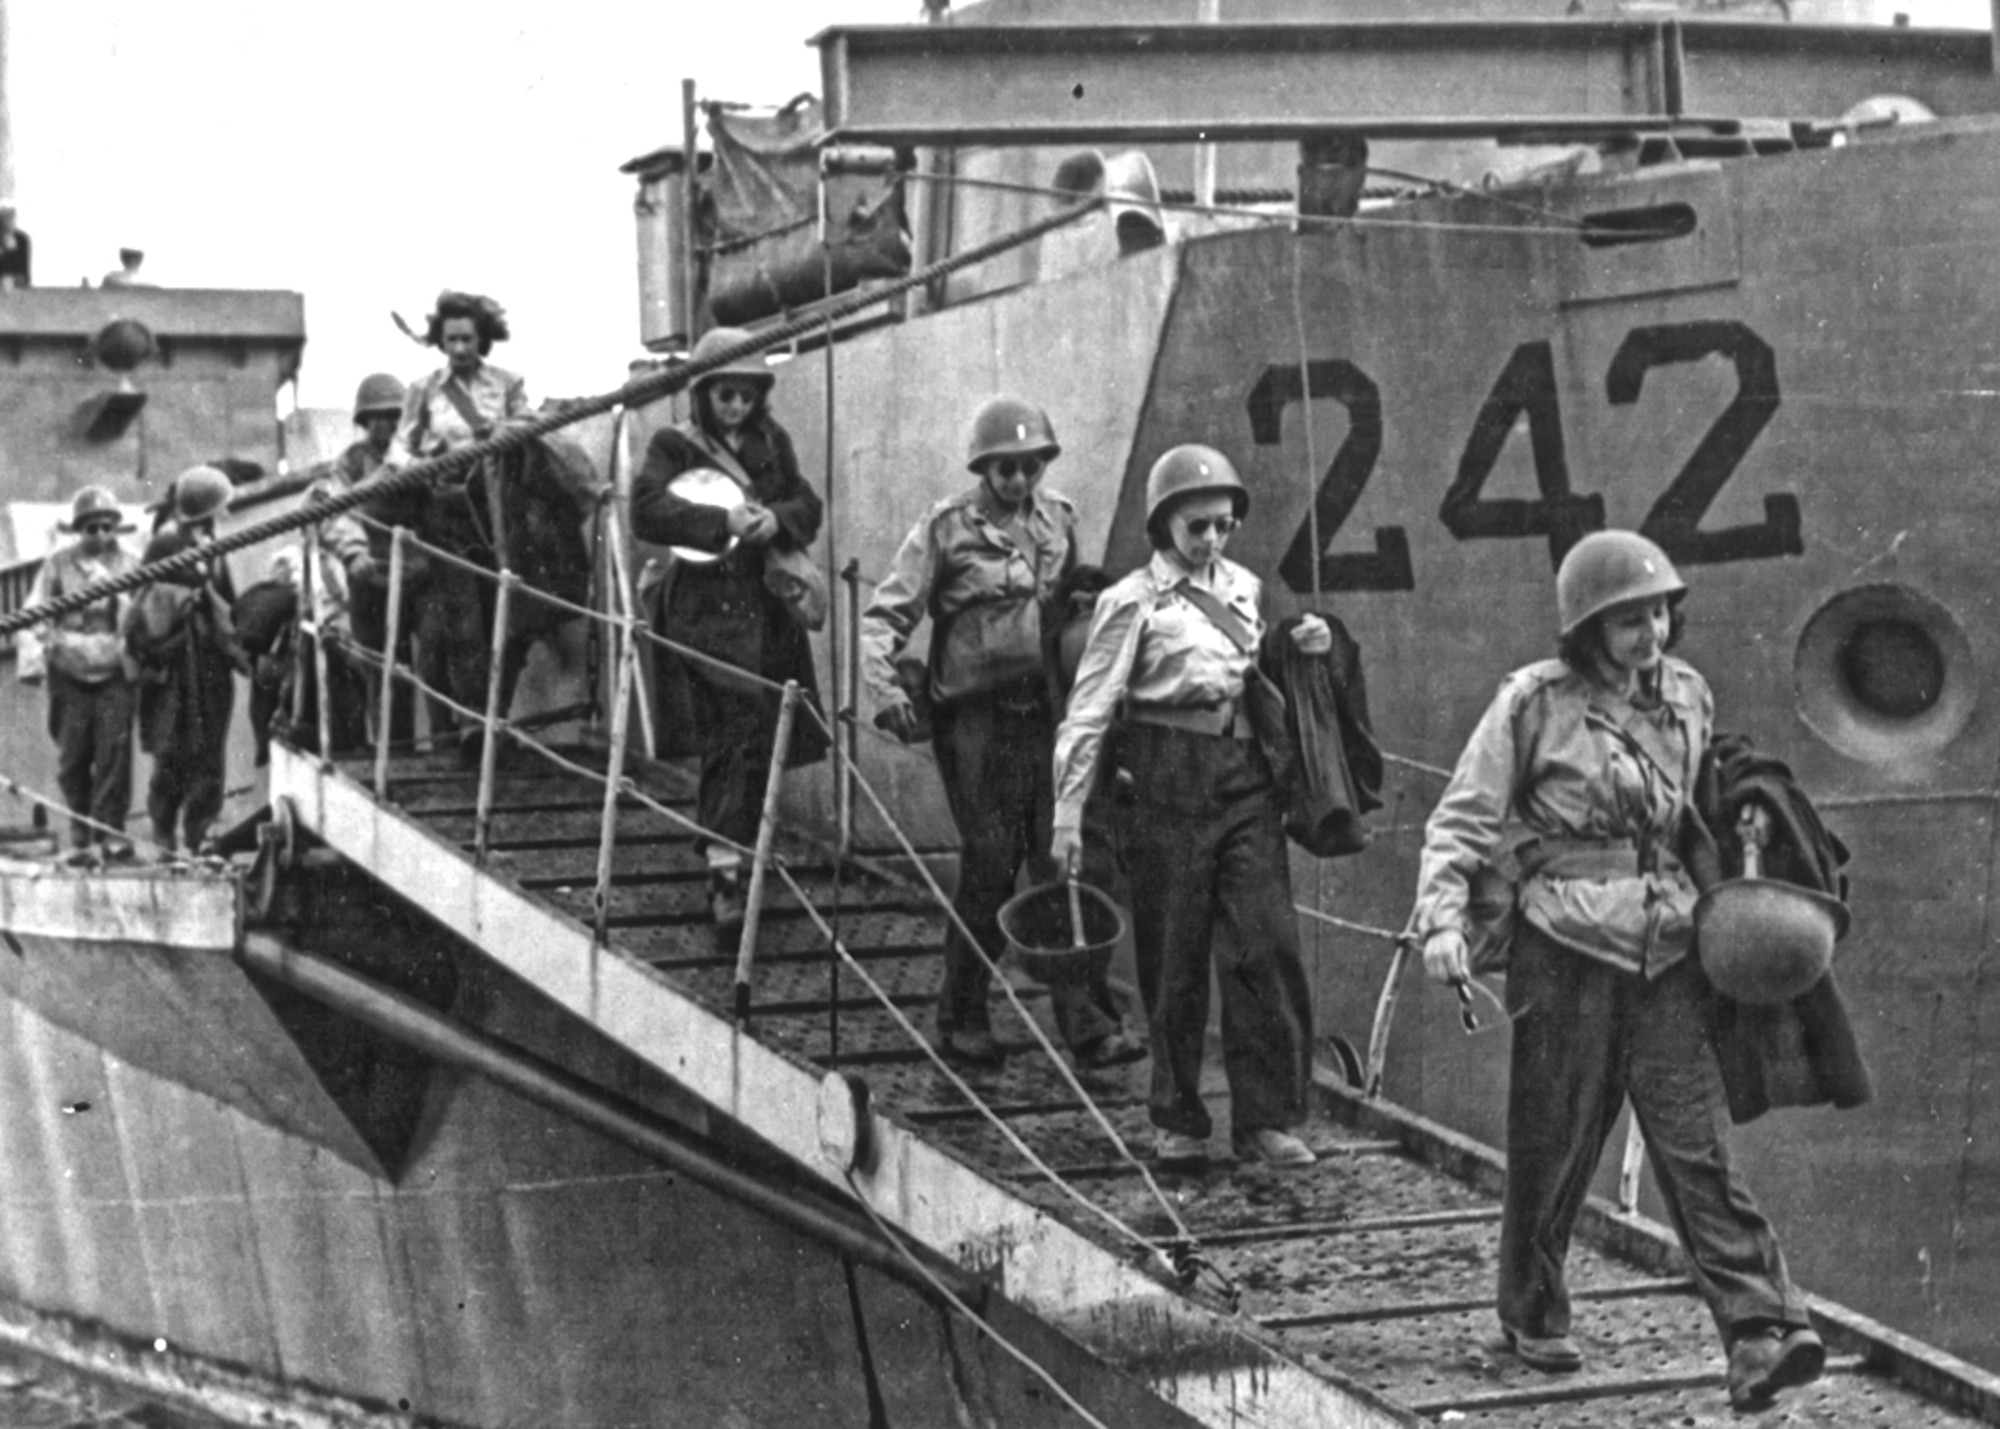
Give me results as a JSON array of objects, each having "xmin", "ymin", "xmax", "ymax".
[
  {"xmin": 307, "ymin": 527, "xmax": 334, "ymax": 767},
  {"xmin": 593, "ymin": 621, "xmax": 638, "ymax": 948},
  {"xmin": 735, "ymin": 680, "xmax": 802, "ymax": 1019},
  {"xmin": 839, "ymin": 558, "xmax": 861, "ymax": 858},
  {"xmin": 375, "ymin": 530, "xmax": 406, "ymax": 801},
  {"xmin": 473, "ymin": 572, "xmax": 515, "ymax": 864}
]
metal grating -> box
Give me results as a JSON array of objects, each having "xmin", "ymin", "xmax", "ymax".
[{"xmin": 367, "ymin": 752, "xmax": 1999, "ymax": 1429}]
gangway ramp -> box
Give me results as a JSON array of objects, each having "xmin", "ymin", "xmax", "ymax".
[{"xmin": 269, "ymin": 741, "xmax": 2000, "ymax": 1429}]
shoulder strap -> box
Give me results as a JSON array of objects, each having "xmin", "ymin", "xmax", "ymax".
[
  {"xmin": 1172, "ymin": 579, "xmax": 1257, "ymax": 656},
  {"xmin": 680, "ymin": 421, "xmax": 755, "ymax": 494},
  {"xmin": 442, "ymin": 378, "xmax": 492, "ymax": 440}
]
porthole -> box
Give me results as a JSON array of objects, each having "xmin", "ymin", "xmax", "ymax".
[{"xmin": 1794, "ymin": 584, "xmax": 1976, "ymax": 763}]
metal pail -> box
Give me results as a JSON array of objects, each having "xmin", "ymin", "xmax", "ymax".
[{"xmin": 998, "ymin": 879, "xmax": 1126, "ymax": 985}]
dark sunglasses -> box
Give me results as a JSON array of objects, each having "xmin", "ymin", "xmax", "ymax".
[
  {"xmin": 710, "ymin": 385, "xmax": 760, "ymax": 406},
  {"xmin": 78, "ymin": 521, "xmax": 119, "ymax": 535},
  {"xmin": 1182, "ymin": 515, "xmax": 1239, "ymax": 538},
  {"xmin": 988, "ymin": 456, "xmax": 1043, "ymax": 480}
]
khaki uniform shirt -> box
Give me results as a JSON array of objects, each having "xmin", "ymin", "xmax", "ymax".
[
  {"xmin": 860, "ymin": 485, "xmax": 1076, "ymax": 709},
  {"xmin": 1408, "ymin": 656, "xmax": 1712, "ymax": 977},
  {"xmin": 1051, "ymin": 550, "xmax": 1263, "ymax": 834}
]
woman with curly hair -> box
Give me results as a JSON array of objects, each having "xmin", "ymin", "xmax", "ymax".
[{"xmin": 397, "ymin": 290, "xmax": 532, "ymax": 761}]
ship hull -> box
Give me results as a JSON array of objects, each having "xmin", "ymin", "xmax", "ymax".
[
  {"xmin": 765, "ymin": 113, "xmax": 2000, "ymax": 1371},
  {"xmin": 0, "ymin": 856, "xmax": 1162, "ymax": 1428}
]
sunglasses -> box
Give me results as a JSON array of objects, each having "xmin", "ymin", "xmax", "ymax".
[
  {"xmin": 78, "ymin": 521, "xmax": 118, "ymax": 535},
  {"xmin": 1181, "ymin": 515, "xmax": 1239, "ymax": 538},
  {"xmin": 987, "ymin": 456, "xmax": 1044, "ymax": 480},
  {"xmin": 709, "ymin": 385, "xmax": 760, "ymax": 407}
]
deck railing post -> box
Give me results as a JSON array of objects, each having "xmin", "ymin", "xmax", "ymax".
[
  {"xmin": 307, "ymin": 525, "xmax": 335, "ymax": 768},
  {"xmin": 603, "ymin": 503, "xmax": 658, "ymax": 759},
  {"xmin": 473, "ymin": 571, "xmax": 515, "ymax": 864},
  {"xmin": 838, "ymin": 558, "xmax": 861, "ymax": 857},
  {"xmin": 735, "ymin": 679, "xmax": 802, "ymax": 1017},
  {"xmin": 375, "ymin": 529, "xmax": 406, "ymax": 801},
  {"xmin": 593, "ymin": 619, "xmax": 639, "ymax": 947}
]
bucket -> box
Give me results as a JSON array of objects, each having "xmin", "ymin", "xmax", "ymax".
[{"xmin": 998, "ymin": 879, "xmax": 1126, "ymax": 985}]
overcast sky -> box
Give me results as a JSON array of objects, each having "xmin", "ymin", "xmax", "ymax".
[
  {"xmin": 6, "ymin": 0, "xmax": 913, "ymax": 410},
  {"xmin": 6, "ymin": 0, "xmax": 1986, "ymax": 413}
]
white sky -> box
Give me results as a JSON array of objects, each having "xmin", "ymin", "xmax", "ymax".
[
  {"xmin": 6, "ymin": 0, "xmax": 914, "ymax": 408},
  {"xmin": 5, "ymin": 0, "xmax": 1989, "ymax": 410}
]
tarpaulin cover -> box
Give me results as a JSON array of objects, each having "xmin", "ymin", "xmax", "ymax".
[{"xmin": 702, "ymin": 96, "xmax": 909, "ymax": 326}]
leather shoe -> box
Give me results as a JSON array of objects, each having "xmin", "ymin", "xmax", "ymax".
[
  {"xmin": 937, "ymin": 1027, "xmax": 1006, "ymax": 1068},
  {"xmin": 1073, "ymin": 1031, "xmax": 1146, "ymax": 1070},
  {"xmin": 1154, "ymin": 1131, "xmax": 1209, "ymax": 1169},
  {"xmin": 1233, "ymin": 1128, "xmax": 1318, "ymax": 1168},
  {"xmin": 1728, "ymin": 1325, "xmax": 1824, "ymax": 1410},
  {"xmin": 1503, "ymin": 1325, "xmax": 1584, "ymax": 1374}
]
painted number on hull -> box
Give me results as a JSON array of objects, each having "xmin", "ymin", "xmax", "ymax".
[
  {"xmin": 1253, "ymin": 320, "xmax": 1794, "ymax": 593},
  {"xmin": 1607, "ymin": 321, "xmax": 1801, "ymax": 565},
  {"xmin": 1246, "ymin": 359, "xmax": 1415, "ymax": 591}
]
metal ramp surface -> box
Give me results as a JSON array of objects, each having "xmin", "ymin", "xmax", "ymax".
[{"xmin": 271, "ymin": 743, "xmax": 2000, "ymax": 1429}]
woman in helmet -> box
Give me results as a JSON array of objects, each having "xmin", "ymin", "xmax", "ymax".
[
  {"xmin": 631, "ymin": 327, "xmax": 827, "ymax": 945},
  {"xmin": 1405, "ymin": 530, "xmax": 1822, "ymax": 1411},
  {"xmin": 1051, "ymin": 444, "xmax": 1332, "ymax": 1169},
  {"xmin": 861, "ymin": 396, "xmax": 1140, "ymax": 1071}
]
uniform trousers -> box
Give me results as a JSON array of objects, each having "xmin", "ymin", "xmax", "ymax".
[
  {"xmin": 349, "ymin": 577, "xmax": 417, "ymax": 745},
  {"xmin": 46, "ymin": 671, "xmax": 133, "ymax": 847},
  {"xmin": 414, "ymin": 563, "xmax": 491, "ymax": 740},
  {"xmin": 931, "ymin": 690, "xmax": 1119, "ymax": 1048},
  {"xmin": 687, "ymin": 666, "xmax": 777, "ymax": 866},
  {"xmin": 1500, "ymin": 923, "xmax": 1810, "ymax": 1343},
  {"xmin": 1120, "ymin": 721, "xmax": 1312, "ymax": 1137},
  {"xmin": 147, "ymin": 692, "xmax": 232, "ymax": 853}
]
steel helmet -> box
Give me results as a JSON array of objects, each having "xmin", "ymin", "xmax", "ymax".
[
  {"xmin": 965, "ymin": 395, "xmax": 1060, "ymax": 471},
  {"xmin": 172, "ymin": 465, "xmax": 234, "ymax": 524},
  {"xmin": 1144, "ymin": 444, "xmax": 1250, "ymax": 531},
  {"xmin": 688, "ymin": 327, "xmax": 775, "ymax": 391},
  {"xmin": 353, "ymin": 372, "xmax": 407, "ymax": 420},
  {"xmin": 1555, "ymin": 530, "xmax": 1685, "ymax": 636},
  {"xmin": 65, "ymin": 485, "xmax": 126, "ymax": 531}
]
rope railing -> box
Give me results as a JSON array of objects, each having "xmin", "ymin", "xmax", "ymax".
[
  {"xmin": 310, "ymin": 495, "xmax": 1224, "ymax": 1290},
  {"xmin": 0, "ymin": 194, "xmax": 1103, "ymax": 644}
]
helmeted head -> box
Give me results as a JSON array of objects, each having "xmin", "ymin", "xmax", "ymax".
[
  {"xmin": 1556, "ymin": 530, "xmax": 1684, "ymax": 637},
  {"xmin": 172, "ymin": 465, "xmax": 234, "ymax": 527},
  {"xmin": 1144, "ymin": 443, "xmax": 1249, "ymax": 554},
  {"xmin": 65, "ymin": 486, "xmax": 129, "ymax": 551},
  {"xmin": 353, "ymin": 372, "xmax": 407, "ymax": 424},
  {"xmin": 965, "ymin": 395, "xmax": 1060, "ymax": 473},
  {"xmin": 688, "ymin": 327, "xmax": 775, "ymax": 434},
  {"xmin": 965, "ymin": 396, "xmax": 1059, "ymax": 512},
  {"xmin": 1555, "ymin": 530, "xmax": 1686, "ymax": 673}
]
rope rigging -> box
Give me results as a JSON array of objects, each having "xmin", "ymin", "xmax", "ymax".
[{"xmin": 0, "ymin": 194, "xmax": 1104, "ymax": 642}]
